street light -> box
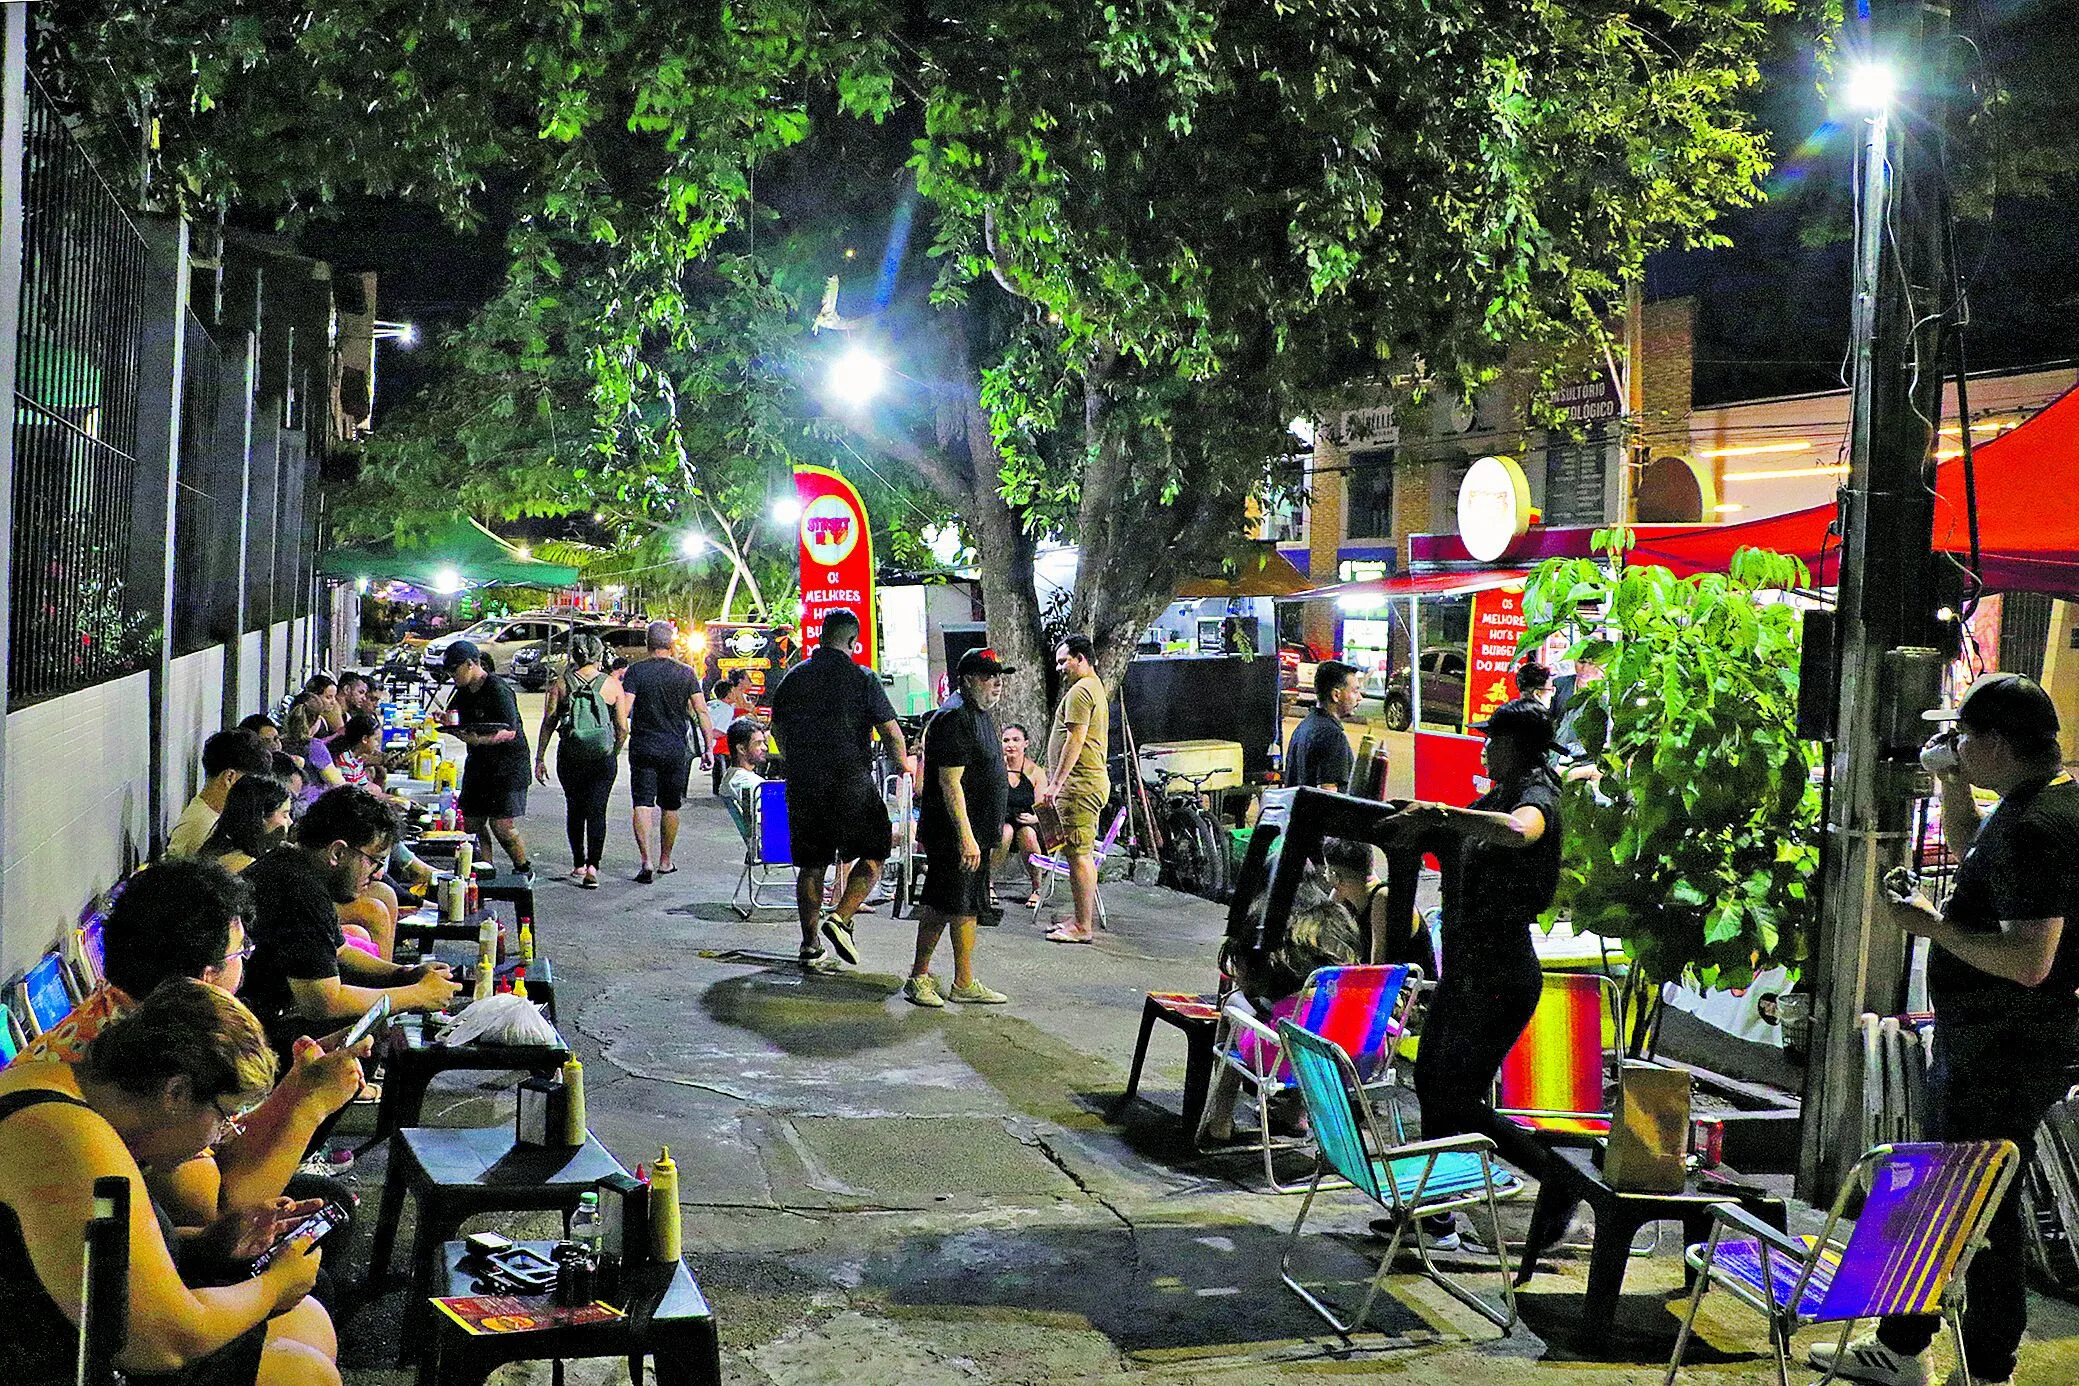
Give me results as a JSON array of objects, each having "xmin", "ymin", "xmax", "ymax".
[
  {"xmin": 770, "ymin": 495, "xmax": 804, "ymax": 527},
  {"xmin": 433, "ymin": 567, "xmax": 462, "ymax": 594},
  {"xmin": 679, "ymin": 533, "xmax": 709, "ymax": 557},
  {"xmin": 1843, "ymin": 62, "xmax": 1897, "ymax": 114},
  {"xmin": 827, "ymin": 348, "xmax": 885, "ymax": 407},
  {"xmin": 373, "ymin": 319, "xmax": 419, "ymax": 347}
]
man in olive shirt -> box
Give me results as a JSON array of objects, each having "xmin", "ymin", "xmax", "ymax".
[{"xmin": 1040, "ymin": 634, "xmax": 1108, "ymax": 943}]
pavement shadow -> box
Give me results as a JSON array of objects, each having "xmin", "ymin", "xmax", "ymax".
[
  {"xmin": 702, "ymin": 967, "xmax": 928, "ymax": 1058},
  {"xmin": 669, "ymin": 901, "xmax": 792, "ymax": 922},
  {"xmin": 1513, "ymin": 1282, "xmax": 1756, "ymax": 1367}
]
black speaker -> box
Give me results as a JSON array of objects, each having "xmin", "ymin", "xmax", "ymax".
[
  {"xmin": 1797, "ymin": 608, "xmax": 1837, "ymax": 743},
  {"xmin": 940, "ymin": 624, "xmax": 989, "ymax": 680}
]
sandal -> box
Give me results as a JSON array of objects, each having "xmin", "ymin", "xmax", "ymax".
[
  {"xmin": 1044, "ymin": 928, "xmax": 1096, "ymax": 945},
  {"xmin": 1023, "ymin": 891, "xmax": 1043, "ymax": 909}
]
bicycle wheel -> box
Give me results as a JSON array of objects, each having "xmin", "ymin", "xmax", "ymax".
[{"xmin": 1161, "ymin": 800, "xmax": 1224, "ymax": 900}]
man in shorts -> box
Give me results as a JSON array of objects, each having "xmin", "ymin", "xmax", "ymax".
[
  {"xmin": 1040, "ymin": 633, "xmax": 1109, "ymax": 943},
  {"xmin": 903, "ymin": 648, "xmax": 1013, "ymax": 1007},
  {"xmin": 442, "ymin": 640, "xmax": 534, "ymax": 878},
  {"xmin": 620, "ymin": 620, "xmax": 713, "ymax": 883},
  {"xmin": 769, "ymin": 608, "xmax": 908, "ymax": 972}
]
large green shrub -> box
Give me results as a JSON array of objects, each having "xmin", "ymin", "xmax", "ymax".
[{"xmin": 1520, "ymin": 535, "xmax": 1822, "ymax": 992}]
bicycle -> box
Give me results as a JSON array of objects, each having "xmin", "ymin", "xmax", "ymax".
[{"xmin": 1148, "ymin": 765, "xmax": 1234, "ymax": 902}]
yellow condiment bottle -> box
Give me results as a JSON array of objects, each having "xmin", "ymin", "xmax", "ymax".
[
  {"xmin": 649, "ymin": 1146, "xmax": 681, "ymax": 1262},
  {"xmin": 560, "ymin": 1056, "xmax": 586, "ymax": 1145}
]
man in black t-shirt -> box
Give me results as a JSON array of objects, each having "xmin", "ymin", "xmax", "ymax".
[
  {"xmin": 768, "ymin": 608, "xmax": 908, "ymax": 972},
  {"xmin": 619, "ymin": 621, "xmax": 714, "ymax": 883},
  {"xmin": 903, "ymin": 649, "xmax": 1013, "ymax": 1008},
  {"xmin": 1287, "ymin": 659, "xmax": 1361, "ymax": 791},
  {"xmin": 441, "ymin": 640, "xmax": 535, "ymax": 878},
  {"xmin": 1818, "ymin": 673, "xmax": 2079, "ymax": 1386},
  {"xmin": 242, "ymin": 787, "xmax": 458, "ymax": 1056}
]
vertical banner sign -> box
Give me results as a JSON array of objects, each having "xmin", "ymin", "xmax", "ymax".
[
  {"xmin": 793, "ymin": 466, "xmax": 877, "ymax": 669},
  {"xmin": 1463, "ymin": 585, "xmax": 1527, "ymax": 728}
]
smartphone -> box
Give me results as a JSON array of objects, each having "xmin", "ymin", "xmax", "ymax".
[
  {"xmin": 330, "ymin": 994, "xmax": 392, "ymax": 1053},
  {"xmin": 251, "ymin": 1202, "xmax": 347, "ymax": 1272}
]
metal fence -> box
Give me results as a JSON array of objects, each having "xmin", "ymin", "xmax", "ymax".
[
  {"xmin": 7, "ymin": 79, "xmax": 154, "ymax": 704},
  {"xmin": 170, "ymin": 307, "xmax": 230, "ymax": 655}
]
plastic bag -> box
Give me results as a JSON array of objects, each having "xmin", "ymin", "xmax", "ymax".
[{"xmin": 438, "ymin": 993, "xmax": 560, "ymax": 1048}]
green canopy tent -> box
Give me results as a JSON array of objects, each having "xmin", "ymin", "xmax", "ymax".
[{"xmin": 317, "ymin": 518, "xmax": 580, "ymax": 590}]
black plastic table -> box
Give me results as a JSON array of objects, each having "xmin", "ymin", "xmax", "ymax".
[
  {"xmin": 417, "ymin": 1239, "xmax": 720, "ymax": 1386},
  {"xmin": 366, "ymin": 1014, "xmax": 570, "ymax": 1144},
  {"xmin": 367, "ymin": 1125, "xmax": 627, "ymax": 1318},
  {"xmin": 1513, "ymin": 1144, "xmax": 1787, "ymax": 1346}
]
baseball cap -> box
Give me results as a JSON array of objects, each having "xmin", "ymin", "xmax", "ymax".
[
  {"xmin": 1923, "ymin": 672, "xmax": 2061, "ymax": 742},
  {"xmin": 441, "ymin": 639, "xmax": 483, "ymax": 669},
  {"xmin": 957, "ymin": 647, "xmax": 1017, "ymax": 678},
  {"xmin": 1472, "ymin": 697, "xmax": 1555, "ymax": 750}
]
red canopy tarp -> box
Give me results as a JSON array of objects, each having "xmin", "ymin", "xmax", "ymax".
[{"xmin": 1628, "ymin": 382, "xmax": 2079, "ymax": 598}]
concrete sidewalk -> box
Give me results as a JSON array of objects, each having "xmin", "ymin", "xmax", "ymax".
[{"xmin": 331, "ymin": 730, "xmax": 2079, "ymax": 1385}]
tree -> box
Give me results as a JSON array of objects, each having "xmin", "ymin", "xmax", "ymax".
[{"xmin": 1519, "ymin": 537, "xmax": 1822, "ymax": 1016}]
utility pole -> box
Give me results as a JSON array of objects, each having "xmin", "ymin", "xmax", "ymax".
[{"xmin": 1798, "ymin": 0, "xmax": 1959, "ymax": 1200}]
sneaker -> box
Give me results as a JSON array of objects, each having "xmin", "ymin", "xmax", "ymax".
[
  {"xmin": 1367, "ymin": 1216, "xmax": 1471, "ymax": 1255},
  {"xmin": 946, "ymin": 980, "xmax": 1008, "ymax": 1004},
  {"xmin": 297, "ymin": 1146, "xmax": 355, "ymax": 1177},
  {"xmin": 1807, "ymin": 1336, "xmax": 1929, "ymax": 1386},
  {"xmin": 514, "ymin": 863, "xmax": 536, "ymax": 883},
  {"xmin": 902, "ymin": 975, "xmax": 946, "ymax": 1008},
  {"xmin": 820, "ymin": 912, "xmax": 860, "ymax": 965},
  {"xmin": 799, "ymin": 949, "xmax": 843, "ymax": 975}
]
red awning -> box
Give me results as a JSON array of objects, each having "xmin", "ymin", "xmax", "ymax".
[
  {"xmin": 1299, "ymin": 569, "xmax": 1531, "ymax": 603},
  {"xmin": 1629, "ymin": 381, "xmax": 2079, "ymax": 598}
]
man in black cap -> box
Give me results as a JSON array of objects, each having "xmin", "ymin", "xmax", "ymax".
[
  {"xmin": 441, "ymin": 639, "xmax": 534, "ymax": 879},
  {"xmin": 1814, "ymin": 672, "xmax": 2077, "ymax": 1386},
  {"xmin": 903, "ymin": 648, "xmax": 1015, "ymax": 1008}
]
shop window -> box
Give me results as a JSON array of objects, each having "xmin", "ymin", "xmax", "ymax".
[{"xmin": 1344, "ymin": 448, "xmax": 1394, "ymax": 539}]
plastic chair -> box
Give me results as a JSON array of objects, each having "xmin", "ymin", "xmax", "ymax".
[
  {"xmin": 1277, "ymin": 1018, "xmax": 1521, "ymax": 1339},
  {"xmin": 1029, "ymin": 805, "xmax": 1126, "ymax": 925},
  {"xmin": 1494, "ymin": 971, "xmax": 1623, "ymax": 1143},
  {"xmin": 1212, "ymin": 964, "xmax": 1421, "ymax": 1193},
  {"xmin": 729, "ymin": 780, "xmax": 795, "ymax": 918},
  {"xmin": 1666, "ymin": 1140, "xmax": 2020, "ymax": 1386}
]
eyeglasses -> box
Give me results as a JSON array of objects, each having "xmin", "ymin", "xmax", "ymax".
[
  {"xmin": 220, "ymin": 938, "xmax": 257, "ymax": 965},
  {"xmin": 352, "ymin": 845, "xmax": 388, "ymax": 874},
  {"xmin": 209, "ymin": 1097, "xmax": 252, "ymax": 1143}
]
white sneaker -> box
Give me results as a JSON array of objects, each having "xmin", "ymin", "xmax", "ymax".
[
  {"xmin": 946, "ymin": 979, "xmax": 1008, "ymax": 1004},
  {"xmin": 1807, "ymin": 1335, "xmax": 1929, "ymax": 1386},
  {"xmin": 902, "ymin": 974, "xmax": 946, "ymax": 1008}
]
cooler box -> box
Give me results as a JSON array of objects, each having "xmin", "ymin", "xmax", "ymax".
[{"xmin": 1137, "ymin": 739, "xmax": 1245, "ymax": 792}]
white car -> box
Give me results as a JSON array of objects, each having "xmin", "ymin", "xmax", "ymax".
[{"xmin": 422, "ymin": 614, "xmax": 580, "ymax": 679}]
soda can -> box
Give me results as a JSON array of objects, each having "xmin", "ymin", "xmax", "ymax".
[{"xmin": 1691, "ymin": 1117, "xmax": 1725, "ymax": 1170}]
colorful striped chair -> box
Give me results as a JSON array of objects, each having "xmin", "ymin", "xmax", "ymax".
[
  {"xmin": 1665, "ymin": 1140, "xmax": 2019, "ymax": 1386},
  {"xmin": 1277, "ymin": 1018, "xmax": 1521, "ymax": 1340},
  {"xmin": 1213, "ymin": 964, "xmax": 1421, "ymax": 1192},
  {"xmin": 1494, "ymin": 971, "xmax": 1623, "ymax": 1145}
]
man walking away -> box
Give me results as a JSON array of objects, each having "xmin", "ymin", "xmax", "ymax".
[
  {"xmin": 1287, "ymin": 659, "xmax": 1362, "ymax": 792},
  {"xmin": 1039, "ymin": 634, "xmax": 1109, "ymax": 944},
  {"xmin": 441, "ymin": 640, "xmax": 535, "ymax": 878},
  {"xmin": 169, "ymin": 729, "xmax": 274, "ymax": 857},
  {"xmin": 905, "ymin": 649, "xmax": 1014, "ymax": 1007},
  {"xmin": 1814, "ymin": 673, "xmax": 2079, "ymax": 1386},
  {"xmin": 769, "ymin": 608, "xmax": 908, "ymax": 972},
  {"xmin": 620, "ymin": 620, "xmax": 713, "ymax": 883}
]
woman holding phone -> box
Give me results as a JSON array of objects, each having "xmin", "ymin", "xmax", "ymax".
[{"xmin": 0, "ymin": 979, "xmax": 343, "ymax": 1386}]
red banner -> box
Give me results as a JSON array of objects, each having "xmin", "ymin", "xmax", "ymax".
[
  {"xmin": 1463, "ymin": 585, "xmax": 1526, "ymax": 727},
  {"xmin": 794, "ymin": 466, "xmax": 877, "ymax": 669}
]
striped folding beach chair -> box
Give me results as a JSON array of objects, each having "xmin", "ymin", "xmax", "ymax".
[
  {"xmin": 1277, "ymin": 1018, "xmax": 1521, "ymax": 1340},
  {"xmin": 1666, "ymin": 1140, "xmax": 2020, "ymax": 1386},
  {"xmin": 1494, "ymin": 971, "xmax": 1623, "ymax": 1143}
]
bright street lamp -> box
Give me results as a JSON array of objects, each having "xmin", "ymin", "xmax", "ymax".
[
  {"xmin": 770, "ymin": 496, "xmax": 804, "ymax": 527},
  {"xmin": 679, "ymin": 533, "xmax": 709, "ymax": 557},
  {"xmin": 373, "ymin": 319, "xmax": 419, "ymax": 347},
  {"xmin": 827, "ymin": 348, "xmax": 885, "ymax": 407},
  {"xmin": 1843, "ymin": 62, "xmax": 1897, "ymax": 114}
]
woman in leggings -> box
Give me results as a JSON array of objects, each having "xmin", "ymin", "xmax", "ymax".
[
  {"xmin": 1390, "ymin": 697, "xmax": 1562, "ymax": 1250},
  {"xmin": 534, "ymin": 634, "xmax": 627, "ymax": 888}
]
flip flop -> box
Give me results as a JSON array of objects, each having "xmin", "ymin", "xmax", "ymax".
[
  {"xmin": 657, "ymin": 865, "xmax": 679, "ymax": 876},
  {"xmin": 1044, "ymin": 929, "xmax": 1095, "ymax": 945},
  {"xmin": 1023, "ymin": 892, "xmax": 1043, "ymax": 909}
]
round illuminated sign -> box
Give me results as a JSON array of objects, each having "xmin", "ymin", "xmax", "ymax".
[
  {"xmin": 799, "ymin": 494, "xmax": 860, "ymax": 566},
  {"xmin": 1456, "ymin": 455, "xmax": 1533, "ymax": 562}
]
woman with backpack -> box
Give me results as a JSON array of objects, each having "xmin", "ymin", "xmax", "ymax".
[{"xmin": 534, "ymin": 632, "xmax": 628, "ymax": 887}]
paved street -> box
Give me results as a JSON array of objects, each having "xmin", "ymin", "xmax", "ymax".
[{"xmin": 327, "ymin": 711, "xmax": 2079, "ymax": 1384}]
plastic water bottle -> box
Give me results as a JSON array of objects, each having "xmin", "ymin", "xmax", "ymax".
[
  {"xmin": 570, "ymin": 1191, "xmax": 604, "ymax": 1264},
  {"xmin": 1266, "ymin": 738, "xmax": 1283, "ymax": 786}
]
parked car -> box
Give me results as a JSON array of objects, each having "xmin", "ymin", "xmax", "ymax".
[
  {"xmin": 510, "ymin": 621, "xmax": 657, "ymax": 689},
  {"xmin": 1278, "ymin": 640, "xmax": 1323, "ymax": 705},
  {"xmin": 421, "ymin": 613, "xmax": 580, "ymax": 679},
  {"xmin": 1355, "ymin": 647, "xmax": 1467, "ymax": 731}
]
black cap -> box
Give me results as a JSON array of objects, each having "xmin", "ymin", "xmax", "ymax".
[
  {"xmin": 1472, "ymin": 697, "xmax": 1555, "ymax": 750},
  {"xmin": 1924, "ymin": 672, "xmax": 2061, "ymax": 742},
  {"xmin": 956, "ymin": 647, "xmax": 1017, "ymax": 678},
  {"xmin": 441, "ymin": 639, "xmax": 483, "ymax": 669}
]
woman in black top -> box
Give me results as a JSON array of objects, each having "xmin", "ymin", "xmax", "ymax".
[
  {"xmin": 1322, "ymin": 836, "xmax": 1437, "ymax": 975},
  {"xmin": 996, "ymin": 723, "xmax": 1046, "ymax": 907},
  {"xmin": 1390, "ymin": 698, "xmax": 1562, "ymax": 1244}
]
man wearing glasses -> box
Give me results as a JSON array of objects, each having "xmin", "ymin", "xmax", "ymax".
[{"xmin": 241, "ymin": 787, "xmax": 459, "ymax": 1059}]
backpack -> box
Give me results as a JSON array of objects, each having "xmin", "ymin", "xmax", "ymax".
[{"xmin": 561, "ymin": 670, "xmax": 616, "ymax": 755}]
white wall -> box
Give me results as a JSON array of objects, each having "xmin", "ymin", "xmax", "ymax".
[
  {"xmin": 238, "ymin": 630, "xmax": 264, "ymax": 717},
  {"xmin": 162, "ymin": 648, "xmax": 226, "ymax": 831},
  {"xmin": 2, "ymin": 674, "xmax": 152, "ymax": 978},
  {"xmin": 268, "ymin": 622, "xmax": 291, "ymax": 709}
]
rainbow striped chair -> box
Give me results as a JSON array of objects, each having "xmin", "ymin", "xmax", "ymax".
[
  {"xmin": 1494, "ymin": 971, "xmax": 1623, "ymax": 1146},
  {"xmin": 1665, "ymin": 1140, "xmax": 2019, "ymax": 1386},
  {"xmin": 1277, "ymin": 1018, "xmax": 1521, "ymax": 1340},
  {"xmin": 1214, "ymin": 964, "xmax": 1421, "ymax": 1193}
]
